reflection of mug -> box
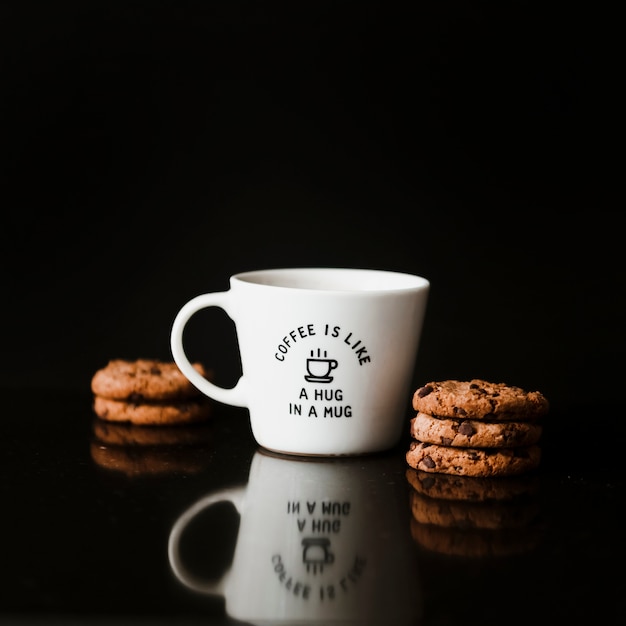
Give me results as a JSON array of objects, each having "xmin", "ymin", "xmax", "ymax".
[
  {"xmin": 170, "ymin": 267, "xmax": 429, "ymax": 455},
  {"xmin": 169, "ymin": 450, "xmax": 422, "ymax": 625}
]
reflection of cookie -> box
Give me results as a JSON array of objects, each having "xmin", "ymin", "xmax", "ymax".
[
  {"xmin": 91, "ymin": 359, "xmax": 209, "ymax": 401},
  {"xmin": 413, "ymin": 379, "xmax": 549, "ymax": 421},
  {"xmin": 409, "ymin": 490, "xmax": 539, "ymax": 530},
  {"xmin": 406, "ymin": 441, "xmax": 541, "ymax": 477},
  {"xmin": 93, "ymin": 396, "xmax": 212, "ymax": 426},
  {"xmin": 410, "ymin": 412, "xmax": 542, "ymax": 448},
  {"xmin": 410, "ymin": 518, "xmax": 542, "ymax": 557},
  {"xmin": 93, "ymin": 419, "xmax": 213, "ymax": 446},
  {"xmin": 90, "ymin": 442, "xmax": 210, "ymax": 476},
  {"xmin": 405, "ymin": 468, "xmax": 539, "ymax": 502},
  {"xmin": 90, "ymin": 415, "xmax": 214, "ymax": 476}
]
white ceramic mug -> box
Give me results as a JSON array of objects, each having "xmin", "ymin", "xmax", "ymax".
[
  {"xmin": 168, "ymin": 450, "xmax": 422, "ymax": 625},
  {"xmin": 170, "ymin": 267, "xmax": 430, "ymax": 456}
]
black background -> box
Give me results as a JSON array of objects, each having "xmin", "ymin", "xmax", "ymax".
[{"xmin": 1, "ymin": 0, "xmax": 622, "ymax": 422}]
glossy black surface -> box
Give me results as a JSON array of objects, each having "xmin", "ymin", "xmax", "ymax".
[
  {"xmin": 1, "ymin": 389, "xmax": 622, "ymax": 625},
  {"xmin": 2, "ymin": 2, "xmax": 623, "ymax": 624}
]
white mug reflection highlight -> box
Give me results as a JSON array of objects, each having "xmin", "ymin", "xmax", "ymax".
[{"xmin": 168, "ymin": 451, "xmax": 422, "ymax": 625}]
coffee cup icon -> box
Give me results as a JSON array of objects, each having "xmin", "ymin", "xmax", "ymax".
[{"xmin": 305, "ymin": 351, "xmax": 338, "ymax": 383}]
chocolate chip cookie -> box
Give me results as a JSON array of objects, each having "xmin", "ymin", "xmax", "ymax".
[
  {"xmin": 410, "ymin": 412, "xmax": 542, "ymax": 448},
  {"xmin": 413, "ymin": 379, "xmax": 549, "ymax": 421},
  {"xmin": 93, "ymin": 395, "xmax": 212, "ymax": 426},
  {"xmin": 91, "ymin": 358, "xmax": 209, "ymax": 402},
  {"xmin": 406, "ymin": 440, "xmax": 542, "ymax": 477}
]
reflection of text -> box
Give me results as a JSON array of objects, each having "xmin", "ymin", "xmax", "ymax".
[
  {"xmin": 272, "ymin": 498, "xmax": 366, "ymax": 602},
  {"xmin": 319, "ymin": 556, "xmax": 367, "ymax": 601},
  {"xmin": 271, "ymin": 554, "xmax": 311, "ymax": 598},
  {"xmin": 287, "ymin": 500, "xmax": 351, "ymax": 534},
  {"xmin": 271, "ymin": 554, "xmax": 367, "ymax": 603}
]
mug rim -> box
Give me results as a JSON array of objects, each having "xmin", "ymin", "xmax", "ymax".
[{"xmin": 232, "ymin": 267, "xmax": 430, "ymax": 293}]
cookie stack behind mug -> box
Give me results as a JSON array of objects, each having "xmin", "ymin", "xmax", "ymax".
[{"xmin": 405, "ymin": 379, "xmax": 549, "ymax": 478}]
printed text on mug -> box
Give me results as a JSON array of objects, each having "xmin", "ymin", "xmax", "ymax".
[{"xmin": 274, "ymin": 323, "xmax": 372, "ymax": 366}]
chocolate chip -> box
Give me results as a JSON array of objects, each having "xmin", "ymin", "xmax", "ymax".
[
  {"xmin": 442, "ymin": 437, "xmax": 453, "ymax": 445},
  {"xmin": 458, "ymin": 422, "xmax": 476, "ymax": 436},
  {"xmin": 417, "ymin": 385, "xmax": 433, "ymax": 398},
  {"xmin": 150, "ymin": 366, "xmax": 162, "ymax": 375},
  {"xmin": 502, "ymin": 429, "xmax": 515, "ymax": 443},
  {"xmin": 470, "ymin": 382, "xmax": 487, "ymax": 396},
  {"xmin": 423, "ymin": 455, "xmax": 436, "ymax": 469}
]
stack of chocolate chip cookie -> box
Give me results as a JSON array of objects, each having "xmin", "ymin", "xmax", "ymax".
[
  {"xmin": 91, "ymin": 359, "xmax": 212, "ymax": 427},
  {"xmin": 406, "ymin": 379, "xmax": 549, "ymax": 478},
  {"xmin": 405, "ymin": 379, "xmax": 548, "ymax": 556}
]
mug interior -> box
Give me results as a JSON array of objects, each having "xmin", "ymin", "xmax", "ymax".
[{"xmin": 234, "ymin": 268, "xmax": 428, "ymax": 292}]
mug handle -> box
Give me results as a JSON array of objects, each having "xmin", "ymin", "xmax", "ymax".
[
  {"xmin": 170, "ymin": 292, "xmax": 248, "ymax": 408},
  {"xmin": 168, "ymin": 486, "xmax": 247, "ymax": 595}
]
